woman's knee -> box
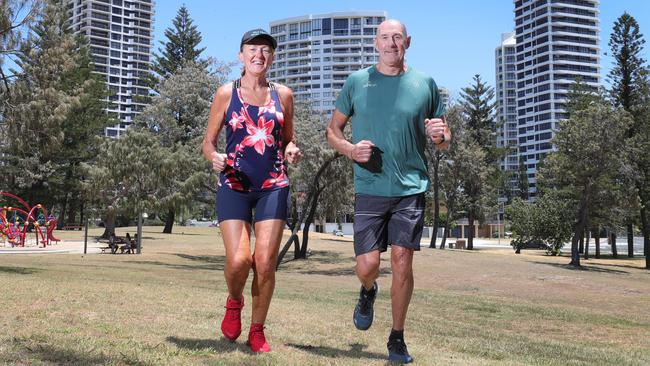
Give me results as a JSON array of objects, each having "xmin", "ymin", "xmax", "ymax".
[
  {"xmin": 227, "ymin": 255, "xmax": 253, "ymax": 272},
  {"xmin": 252, "ymin": 256, "xmax": 277, "ymax": 278}
]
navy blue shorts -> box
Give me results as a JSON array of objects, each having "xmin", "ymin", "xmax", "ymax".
[
  {"xmin": 217, "ymin": 186, "xmax": 290, "ymax": 223},
  {"xmin": 353, "ymin": 193, "xmax": 425, "ymax": 256}
]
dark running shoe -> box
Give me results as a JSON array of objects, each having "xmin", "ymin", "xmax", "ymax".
[
  {"xmin": 387, "ymin": 336, "xmax": 413, "ymax": 364},
  {"xmin": 353, "ymin": 281, "xmax": 378, "ymax": 330}
]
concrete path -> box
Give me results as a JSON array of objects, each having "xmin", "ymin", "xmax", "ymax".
[{"xmin": 0, "ymin": 240, "xmax": 103, "ymax": 254}]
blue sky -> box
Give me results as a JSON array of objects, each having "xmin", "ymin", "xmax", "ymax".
[{"xmin": 153, "ymin": 1, "xmax": 650, "ymax": 99}]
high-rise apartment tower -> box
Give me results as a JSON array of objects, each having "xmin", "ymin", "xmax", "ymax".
[
  {"xmin": 514, "ymin": 0, "xmax": 600, "ymax": 197},
  {"xmin": 67, "ymin": 0, "xmax": 155, "ymax": 137},
  {"xmin": 268, "ymin": 11, "xmax": 387, "ymax": 115}
]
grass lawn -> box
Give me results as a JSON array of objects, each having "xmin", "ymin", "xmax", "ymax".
[{"xmin": 1, "ymin": 227, "xmax": 649, "ymax": 365}]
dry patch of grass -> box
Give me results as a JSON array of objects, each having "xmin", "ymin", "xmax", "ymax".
[{"xmin": 0, "ymin": 227, "xmax": 649, "ymax": 365}]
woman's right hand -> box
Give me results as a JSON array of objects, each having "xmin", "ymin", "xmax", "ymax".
[{"xmin": 211, "ymin": 151, "xmax": 228, "ymax": 172}]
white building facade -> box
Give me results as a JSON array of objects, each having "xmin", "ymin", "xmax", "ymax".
[
  {"xmin": 495, "ymin": 32, "xmax": 519, "ymax": 180},
  {"xmin": 67, "ymin": 0, "xmax": 155, "ymax": 137},
  {"xmin": 268, "ymin": 11, "xmax": 387, "ymax": 115},
  {"xmin": 513, "ymin": 0, "xmax": 600, "ymax": 197}
]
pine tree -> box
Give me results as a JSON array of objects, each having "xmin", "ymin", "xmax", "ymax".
[
  {"xmin": 1, "ymin": 1, "xmax": 114, "ymax": 227},
  {"xmin": 459, "ymin": 74, "xmax": 497, "ymax": 158},
  {"xmin": 152, "ymin": 5, "xmax": 206, "ymax": 80},
  {"xmin": 538, "ymin": 97, "xmax": 632, "ymax": 266},
  {"xmin": 54, "ymin": 38, "xmax": 115, "ymax": 226},
  {"xmin": 608, "ymin": 12, "xmax": 647, "ymax": 123},
  {"xmin": 458, "ymin": 75, "xmax": 499, "ymax": 249},
  {"xmin": 2, "ymin": 0, "xmax": 79, "ymax": 206},
  {"xmin": 0, "ymin": 0, "xmax": 41, "ymax": 94}
]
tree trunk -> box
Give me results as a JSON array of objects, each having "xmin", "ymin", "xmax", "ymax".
[
  {"xmin": 570, "ymin": 235, "xmax": 581, "ymax": 266},
  {"xmin": 467, "ymin": 210, "xmax": 475, "ymax": 250},
  {"xmin": 595, "ymin": 227, "xmax": 600, "ymax": 259},
  {"xmin": 163, "ymin": 208, "xmax": 175, "ymax": 234},
  {"xmin": 611, "ymin": 231, "xmax": 618, "ymax": 259},
  {"xmin": 570, "ymin": 194, "xmax": 589, "ymax": 266},
  {"xmin": 57, "ymin": 193, "xmax": 69, "ymax": 229},
  {"xmin": 627, "ymin": 222, "xmax": 634, "ymax": 258},
  {"xmin": 429, "ymin": 154, "xmax": 441, "ymax": 249},
  {"xmin": 640, "ymin": 206, "xmax": 649, "ymax": 269},
  {"xmin": 276, "ymin": 153, "xmax": 341, "ymax": 268},
  {"xmin": 300, "ymin": 187, "xmax": 324, "ymax": 259},
  {"xmin": 584, "ymin": 229, "xmax": 590, "ymax": 260},
  {"xmin": 101, "ymin": 206, "xmax": 116, "ymax": 239},
  {"xmin": 67, "ymin": 198, "xmax": 77, "ymax": 225},
  {"xmin": 441, "ymin": 210, "xmax": 451, "ymax": 250}
]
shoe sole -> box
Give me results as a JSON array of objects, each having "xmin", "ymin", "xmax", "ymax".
[{"xmin": 388, "ymin": 355, "xmax": 413, "ymax": 363}]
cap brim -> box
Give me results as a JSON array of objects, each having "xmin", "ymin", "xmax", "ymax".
[{"xmin": 242, "ymin": 34, "xmax": 277, "ymax": 49}]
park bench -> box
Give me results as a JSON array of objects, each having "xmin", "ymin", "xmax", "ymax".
[
  {"xmin": 119, "ymin": 233, "xmax": 137, "ymax": 254},
  {"xmin": 100, "ymin": 239, "xmax": 118, "ymax": 254}
]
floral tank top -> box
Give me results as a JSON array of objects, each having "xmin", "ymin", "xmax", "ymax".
[{"xmin": 219, "ymin": 79, "xmax": 289, "ymax": 192}]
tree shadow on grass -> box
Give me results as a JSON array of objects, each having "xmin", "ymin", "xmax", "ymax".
[
  {"xmin": 304, "ymin": 250, "xmax": 351, "ymax": 265},
  {"xmin": 529, "ymin": 261, "xmax": 630, "ymax": 275},
  {"xmin": 0, "ymin": 266, "xmax": 40, "ymax": 275},
  {"xmin": 166, "ymin": 336, "xmax": 248, "ymax": 354},
  {"xmin": 280, "ymin": 250, "xmax": 393, "ymax": 277},
  {"xmin": 286, "ymin": 342, "xmax": 386, "ymax": 360},
  {"xmin": 299, "ymin": 266, "xmax": 393, "ymax": 277},
  {"xmin": 14, "ymin": 340, "xmax": 147, "ymax": 366},
  {"xmin": 583, "ymin": 262, "xmax": 650, "ymax": 273},
  {"xmin": 125, "ymin": 254, "xmax": 226, "ymax": 271}
]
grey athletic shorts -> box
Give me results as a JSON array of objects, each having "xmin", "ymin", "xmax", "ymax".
[{"xmin": 353, "ymin": 193, "xmax": 425, "ymax": 256}]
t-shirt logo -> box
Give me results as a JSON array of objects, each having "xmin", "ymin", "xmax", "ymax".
[{"xmin": 363, "ymin": 82, "xmax": 377, "ymax": 88}]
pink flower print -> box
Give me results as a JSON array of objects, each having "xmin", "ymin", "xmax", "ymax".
[
  {"xmin": 241, "ymin": 116, "xmax": 275, "ymax": 155},
  {"xmin": 262, "ymin": 171, "xmax": 289, "ymax": 189},
  {"xmin": 258, "ymin": 99, "xmax": 276, "ymax": 116},
  {"xmin": 228, "ymin": 110, "xmax": 246, "ymax": 131},
  {"xmin": 226, "ymin": 152, "xmax": 235, "ymax": 167}
]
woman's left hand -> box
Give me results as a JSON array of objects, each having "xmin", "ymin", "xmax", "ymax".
[{"xmin": 285, "ymin": 142, "xmax": 302, "ymax": 164}]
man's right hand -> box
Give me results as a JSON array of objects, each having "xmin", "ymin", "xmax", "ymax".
[
  {"xmin": 211, "ymin": 151, "xmax": 227, "ymax": 172},
  {"xmin": 349, "ymin": 140, "xmax": 375, "ymax": 163}
]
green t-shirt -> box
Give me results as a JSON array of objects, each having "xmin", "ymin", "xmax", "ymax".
[{"xmin": 335, "ymin": 66, "xmax": 445, "ymax": 197}]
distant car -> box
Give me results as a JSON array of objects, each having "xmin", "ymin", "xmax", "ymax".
[
  {"xmin": 333, "ymin": 229, "xmax": 344, "ymax": 237},
  {"xmin": 209, "ymin": 220, "xmax": 219, "ymax": 227},
  {"xmin": 187, "ymin": 219, "xmax": 198, "ymax": 226},
  {"xmin": 505, "ymin": 231, "xmax": 513, "ymax": 238}
]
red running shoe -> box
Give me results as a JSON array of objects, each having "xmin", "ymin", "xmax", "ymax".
[
  {"xmin": 221, "ymin": 296, "xmax": 244, "ymax": 341},
  {"xmin": 247, "ymin": 323, "xmax": 271, "ymax": 353}
]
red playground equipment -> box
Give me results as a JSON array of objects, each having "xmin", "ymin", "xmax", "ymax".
[{"xmin": 0, "ymin": 191, "xmax": 60, "ymax": 247}]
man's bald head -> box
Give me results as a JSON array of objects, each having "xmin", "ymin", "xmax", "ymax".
[{"xmin": 377, "ymin": 19, "xmax": 408, "ymax": 38}]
